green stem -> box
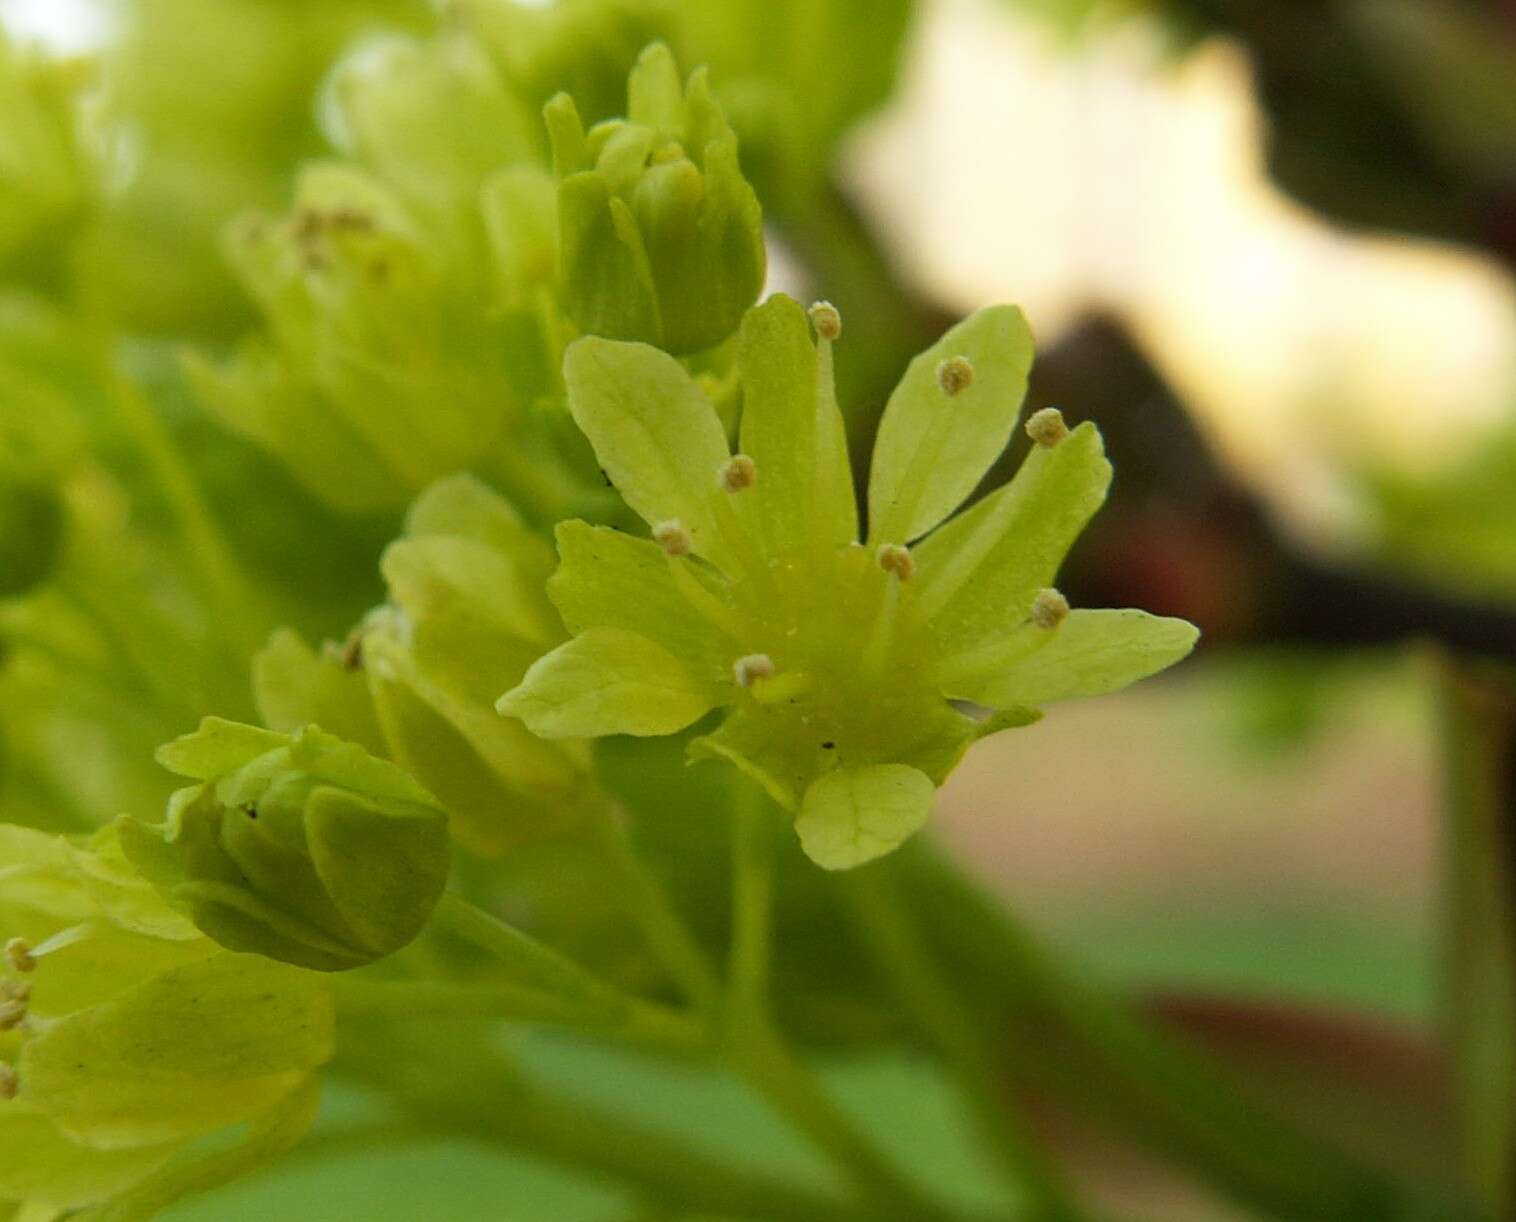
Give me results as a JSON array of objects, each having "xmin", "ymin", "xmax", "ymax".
[
  {"xmin": 333, "ymin": 976, "xmax": 707, "ymax": 1058},
  {"xmin": 722, "ymin": 783, "xmax": 951, "ymax": 1222},
  {"xmin": 584, "ymin": 801, "xmax": 723, "ymax": 1011},
  {"xmin": 842, "ymin": 860, "xmax": 1084, "ymax": 1221},
  {"xmin": 1435, "ymin": 651, "xmax": 1516, "ymax": 1216},
  {"xmin": 727, "ymin": 781, "xmax": 774, "ymax": 1016}
]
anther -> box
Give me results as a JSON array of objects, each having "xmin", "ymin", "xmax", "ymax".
[
  {"xmin": 808, "ymin": 301, "xmax": 842, "ymax": 341},
  {"xmin": 936, "ymin": 356, "xmax": 974, "ymax": 396},
  {"xmin": 1026, "ymin": 407, "xmax": 1069, "ymax": 447},
  {"xmin": 651, "ymin": 141, "xmax": 687, "ymax": 165},
  {"xmin": 652, "ymin": 520, "xmax": 693, "ymax": 557},
  {"xmin": 0, "ymin": 1063, "xmax": 16, "ymax": 1101},
  {"xmin": 1, "ymin": 982, "xmax": 30, "ymax": 1005},
  {"xmin": 718, "ymin": 454, "xmax": 757, "ymax": 493},
  {"xmin": 876, "ymin": 543, "xmax": 914, "ymax": 582},
  {"xmin": 1031, "ymin": 588, "xmax": 1069, "ymax": 629},
  {"xmin": 4, "ymin": 939, "xmax": 33, "ymax": 973},
  {"xmin": 733, "ymin": 654, "xmax": 776, "ymax": 688},
  {"xmin": 0, "ymin": 999, "xmax": 26, "ymax": 1031}
]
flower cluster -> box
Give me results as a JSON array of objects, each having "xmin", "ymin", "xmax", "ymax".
[{"xmin": 501, "ymin": 295, "xmax": 1197, "ymax": 868}]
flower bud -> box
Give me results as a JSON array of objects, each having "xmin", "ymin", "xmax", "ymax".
[
  {"xmin": 117, "ymin": 718, "xmax": 451, "ymax": 972},
  {"xmin": 552, "ymin": 42, "xmax": 765, "ymax": 355}
]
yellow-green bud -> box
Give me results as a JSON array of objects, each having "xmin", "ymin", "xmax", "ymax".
[
  {"xmin": 117, "ymin": 718, "xmax": 451, "ymax": 972},
  {"xmin": 553, "ymin": 43, "xmax": 765, "ymax": 355}
]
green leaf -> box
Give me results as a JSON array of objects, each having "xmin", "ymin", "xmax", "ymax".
[
  {"xmin": 943, "ymin": 610, "xmax": 1199, "ymax": 709},
  {"xmin": 562, "ymin": 337, "xmax": 735, "ymax": 565},
  {"xmin": 21, "ymin": 954, "xmax": 332, "ymax": 1148},
  {"xmin": 795, "ymin": 765, "xmax": 935, "ymax": 870},
  {"xmin": 867, "ymin": 306, "xmax": 1034, "ymax": 544},
  {"xmin": 913, "ymin": 421, "xmax": 1112, "ymax": 659},
  {"xmin": 497, "ymin": 628, "xmax": 718, "ymax": 740},
  {"xmin": 687, "ymin": 707, "xmax": 820, "ymax": 811},
  {"xmin": 549, "ymin": 520, "xmax": 733, "ymax": 680},
  {"xmin": 737, "ymin": 294, "xmax": 857, "ymax": 560}
]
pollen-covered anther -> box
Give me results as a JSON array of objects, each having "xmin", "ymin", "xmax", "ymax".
[
  {"xmin": 1031, "ymin": 588, "xmax": 1070, "ymax": 630},
  {"xmin": 808, "ymin": 301, "xmax": 842, "ymax": 341},
  {"xmin": 718, "ymin": 454, "xmax": 757, "ymax": 492},
  {"xmin": 876, "ymin": 543, "xmax": 914, "ymax": 581},
  {"xmin": 0, "ymin": 1063, "xmax": 17, "ymax": 1101},
  {"xmin": 4, "ymin": 938, "xmax": 33, "ymax": 973},
  {"xmin": 936, "ymin": 355, "xmax": 974, "ymax": 396},
  {"xmin": 733, "ymin": 653, "xmax": 776, "ymax": 688},
  {"xmin": 1026, "ymin": 407, "xmax": 1069, "ymax": 447},
  {"xmin": 652, "ymin": 519, "xmax": 693, "ymax": 558}
]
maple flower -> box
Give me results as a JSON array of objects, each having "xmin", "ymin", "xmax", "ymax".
[{"xmin": 500, "ymin": 294, "xmax": 1197, "ymax": 868}]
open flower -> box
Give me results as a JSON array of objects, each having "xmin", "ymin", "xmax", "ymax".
[
  {"xmin": 0, "ymin": 824, "xmax": 331, "ymax": 1215},
  {"xmin": 499, "ymin": 294, "xmax": 1198, "ymax": 869}
]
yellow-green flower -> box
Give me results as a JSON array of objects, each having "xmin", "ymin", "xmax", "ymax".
[
  {"xmin": 499, "ymin": 294, "xmax": 1198, "ymax": 869},
  {"xmin": 0, "ymin": 825, "xmax": 331, "ymax": 1215}
]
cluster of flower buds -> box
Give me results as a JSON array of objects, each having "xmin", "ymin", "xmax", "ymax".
[
  {"xmin": 0, "ymin": 824, "xmax": 332, "ymax": 1213},
  {"xmin": 254, "ymin": 475, "xmax": 594, "ymax": 858},
  {"xmin": 116, "ymin": 718, "xmax": 451, "ymax": 971},
  {"xmin": 547, "ymin": 42, "xmax": 766, "ymax": 355}
]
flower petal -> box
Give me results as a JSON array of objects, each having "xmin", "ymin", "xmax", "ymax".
[
  {"xmin": 795, "ymin": 765, "xmax": 935, "ymax": 871},
  {"xmin": 738, "ymin": 293, "xmax": 857, "ymax": 560},
  {"xmin": 563, "ymin": 336, "xmax": 736, "ymax": 567},
  {"xmin": 21, "ymin": 953, "xmax": 332, "ymax": 1148},
  {"xmin": 550, "ymin": 520, "xmax": 733, "ymax": 680},
  {"xmin": 942, "ymin": 609, "xmax": 1199, "ymax": 709},
  {"xmin": 867, "ymin": 305, "xmax": 1033, "ymax": 544},
  {"xmin": 913, "ymin": 421, "xmax": 1111, "ymax": 660},
  {"xmin": 497, "ymin": 627, "xmax": 719, "ymax": 739}
]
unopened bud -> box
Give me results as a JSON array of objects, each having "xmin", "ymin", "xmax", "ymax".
[
  {"xmin": 1031, "ymin": 588, "xmax": 1069, "ymax": 629},
  {"xmin": 5, "ymin": 938, "xmax": 34, "ymax": 973},
  {"xmin": 809, "ymin": 301, "xmax": 842, "ymax": 342},
  {"xmin": 652, "ymin": 519, "xmax": 693, "ymax": 557},
  {"xmin": 719, "ymin": 454, "xmax": 757, "ymax": 493},
  {"xmin": 876, "ymin": 543, "xmax": 914, "ymax": 581},
  {"xmin": 0, "ymin": 1063, "xmax": 16, "ymax": 1100},
  {"xmin": 1026, "ymin": 408, "xmax": 1069, "ymax": 447},
  {"xmin": 936, "ymin": 356, "xmax": 974, "ymax": 396},
  {"xmin": 733, "ymin": 654, "xmax": 776, "ymax": 688}
]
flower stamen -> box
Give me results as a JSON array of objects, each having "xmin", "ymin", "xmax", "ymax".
[
  {"xmin": 808, "ymin": 300, "xmax": 842, "ymax": 342},
  {"xmin": 1026, "ymin": 407, "xmax": 1069, "ymax": 447},
  {"xmin": 4, "ymin": 939, "xmax": 33, "ymax": 973},
  {"xmin": 718, "ymin": 454, "xmax": 757, "ymax": 493},
  {"xmin": 652, "ymin": 519, "xmax": 693, "ymax": 557},
  {"xmin": 876, "ymin": 543, "xmax": 914, "ymax": 582},
  {"xmin": 1031, "ymin": 588, "xmax": 1069, "ymax": 629},
  {"xmin": 733, "ymin": 654, "xmax": 776, "ymax": 688},
  {"xmin": 936, "ymin": 356, "xmax": 974, "ymax": 396}
]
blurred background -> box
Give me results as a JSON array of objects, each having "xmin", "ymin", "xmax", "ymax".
[{"xmin": 2, "ymin": 0, "xmax": 1514, "ymax": 1217}]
